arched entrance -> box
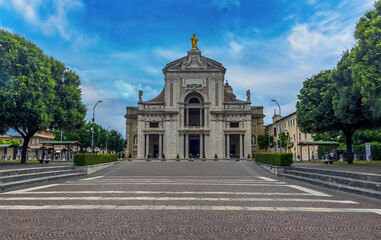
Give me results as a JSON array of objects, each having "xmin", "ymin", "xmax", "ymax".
[
  {"xmin": 183, "ymin": 92, "xmax": 205, "ymax": 158},
  {"xmin": 184, "ymin": 93, "xmax": 205, "ymax": 127}
]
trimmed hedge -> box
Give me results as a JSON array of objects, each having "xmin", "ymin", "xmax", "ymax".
[
  {"xmin": 254, "ymin": 152, "xmax": 293, "ymax": 166},
  {"xmin": 353, "ymin": 142, "xmax": 381, "ymax": 160},
  {"xmin": 74, "ymin": 154, "xmax": 117, "ymax": 166}
]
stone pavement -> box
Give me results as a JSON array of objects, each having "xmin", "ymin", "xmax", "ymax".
[
  {"xmin": 0, "ymin": 162, "xmax": 73, "ymax": 170},
  {"xmin": 292, "ymin": 162, "xmax": 381, "ymax": 174},
  {"xmin": 0, "ymin": 161, "xmax": 380, "ymax": 239}
]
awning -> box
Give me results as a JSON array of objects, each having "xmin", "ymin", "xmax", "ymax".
[
  {"xmin": 41, "ymin": 141, "xmax": 81, "ymax": 146},
  {"xmin": 298, "ymin": 141, "xmax": 339, "ymax": 146},
  {"xmin": 30, "ymin": 146, "xmax": 43, "ymax": 150}
]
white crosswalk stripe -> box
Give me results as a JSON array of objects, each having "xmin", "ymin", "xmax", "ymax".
[{"xmin": 2, "ymin": 175, "xmax": 380, "ymax": 216}]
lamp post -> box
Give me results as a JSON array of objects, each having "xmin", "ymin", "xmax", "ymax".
[
  {"xmin": 105, "ymin": 127, "xmax": 110, "ymax": 154},
  {"xmin": 91, "ymin": 100, "xmax": 103, "ymax": 154},
  {"xmin": 271, "ymin": 99, "xmax": 282, "ymax": 153}
]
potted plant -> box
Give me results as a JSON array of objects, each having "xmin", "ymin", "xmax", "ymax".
[
  {"xmin": 189, "ymin": 153, "xmax": 194, "ymax": 161},
  {"xmin": 202, "ymin": 154, "xmax": 206, "ymax": 161},
  {"xmin": 247, "ymin": 154, "xmax": 251, "ymax": 161},
  {"xmin": 214, "ymin": 153, "xmax": 218, "ymax": 161},
  {"xmin": 161, "ymin": 153, "xmax": 166, "ymax": 161},
  {"xmin": 128, "ymin": 153, "xmax": 132, "ymax": 161},
  {"xmin": 235, "ymin": 154, "xmax": 240, "ymax": 161},
  {"xmin": 176, "ymin": 154, "xmax": 180, "ymax": 161},
  {"xmin": 146, "ymin": 153, "xmax": 151, "ymax": 161}
]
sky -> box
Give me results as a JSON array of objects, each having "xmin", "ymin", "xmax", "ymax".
[{"xmin": 0, "ymin": 0, "xmax": 376, "ymax": 136}]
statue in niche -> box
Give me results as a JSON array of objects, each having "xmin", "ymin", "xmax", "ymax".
[
  {"xmin": 190, "ymin": 34, "xmax": 198, "ymax": 50},
  {"xmin": 246, "ymin": 90, "xmax": 251, "ymax": 102},
  {"xmin": 138, "ymin": 90, "xmax": 143, "ymax": 102}
]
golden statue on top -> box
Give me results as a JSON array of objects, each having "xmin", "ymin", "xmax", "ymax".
[{"xmin": 190, "ymin": 34, "xmax": 198, "ymax": 50}]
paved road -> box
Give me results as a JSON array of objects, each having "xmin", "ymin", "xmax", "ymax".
[{"xmin": 0, "ymin": 161, "xmax": 380, "ymax": 239}]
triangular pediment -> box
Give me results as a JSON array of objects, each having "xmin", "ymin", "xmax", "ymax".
[{"xmin": 163, "ymin": 49, "xmax": 226, "ymax": 74}]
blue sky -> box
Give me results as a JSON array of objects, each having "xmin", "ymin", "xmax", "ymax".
[{"xmin": 0, "ymin": 0, "xmax": 375, "ymax": 135}]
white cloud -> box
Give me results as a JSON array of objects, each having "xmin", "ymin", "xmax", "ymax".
[
  {"xmin": 0, "ymin": 0, "xmax": 83, "ymax": 40},
  {"xmin": 154, "ymin": 48, "xmax": 185, "ymax": 61},
  {"xmin": 204, "ymin": 0, "xmax": 374, "ymax": 125},
  {"xmin": 286, "ymin": 9, "xmax": 356, "ymax": 64},
  {"xmin": 288, "ymin": 24, "xmax": 323, "ymax": 52},
  {"xmin": 229, "ymin": 41, "xmax": 243, "ymax": 57},
  {"xmin": 306, "ymin": 0, "xmax": 317, "ymax": 5},
  {"xmin": 212, "ymin": 0, "xmax": 240, "ymax": 11},
  {"xmin": 110, "ymin": 51, "xmax": 136, "ymax": 61},
  {"xmin": 114, "ymin": 80, "xmax": 160, "ymax": 102},
  {"xmin": 78, "ymin": 70, "xmax": 161, "ymax": 134}
]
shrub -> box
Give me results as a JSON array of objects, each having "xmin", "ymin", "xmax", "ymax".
[
  {"xmin": 162, "ymin": 154, "xmax": 165, "ymax": 158},
  {"xmin": 371, "ymin": 143, "xmax": 381, "ymax": 160},
  {"xmin": 189, "ymin": 153, "xmax": 194, "ymax": 158},
  {"xmin": 128, "ymin": 153, "xmax": 132, "ymax": 158},
  {"xmin": 354, "ymin": 142, "xmax": 381, "ymax": 160},
  {"xmin": 176, "ymin": 154, "xmax": 180, "ymax": 159},
  {"xmin": 235, "ymin": 154, "xmax": 239, "ymax": 159},
  {"xmin": 147, "ymin": 154, "xmax": 151, "ymax": 158},
  {"xmin": 203, "ymin": 154, "xmax": 206, "ymax": 158},
  {"xmin": 74, "ymin": 154, "xmax": 117, "ymax": 166},
  {"xmin": 254, "ymin": 152, "xmax": 293, "ymax": 166},
  {"xmin": 214, "ymin": 153, "xmax": 218, "ymax": 159},
  {"xmin": 247, "ymin": 154, "xmax": 251, "ymax": 159}
]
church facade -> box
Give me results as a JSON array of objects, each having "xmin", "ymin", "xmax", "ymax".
[{"xmin": 125, "ymin": 36, "xmax": 265, "ymax": 159}]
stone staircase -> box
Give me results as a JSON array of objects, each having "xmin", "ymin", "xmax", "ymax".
[
  {"xmin": 0, "ymin": 166, "xmax": 85, "ymax": 192},
  {"xmin": 280, "ymin": 167, "xmax": 381, "ymax": 199}
]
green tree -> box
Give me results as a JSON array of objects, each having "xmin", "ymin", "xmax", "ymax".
[
  {"xmin": 313, "ymin": 131, "xmax": 341, "ymax": 143},
  {"xmin": 297, "ymin": 25, "xmax": 380, "ymax": 164},
  {"xmin": 0, "ymin": 30, "xmax": 55, "ymax": 164},
  {"xmin": 49, "ymin": 58, "xmax": 86, "ymax": 131},
  {"xmin": 296, "ymin": 66, "xmax": 368, "ymax": 163},
  {"xmin": 277, "ymin": 132, "xmax": 294, "ymax": 151},
  {"xmin": 257, "ymin": 133, "xmax": 274, "ymax": 152},
  {"xmin": 56, "ymin": 121, "xmax": 93, "ymax": 152},
  {"xmin": 297, "ymin": 70, "xmax": 340, "ymax": 134},
  {"xmin": 331, "ymin": 50, "xmax": 375, "ymax": 163},
  {"xmin": 106, "ymin": 130, "xmax": 127, "ymax": 153},
  {"xmin": 0, "ymin": 139, "xmax": 20, "ymax": 145},
  {"xmin": 0, "ymin": 30, "xmax": 86, "ymax": 163},
  {"xmin": 352, "ymin": 1, "xmax": 381, "ymax": 123},
  {"xmin": 352, "ymin": 129, "xmax": 381, "ymax": 146},
  {"xmin": 57, "ymin": 124, "xmax": 126, "ymax": 153}
]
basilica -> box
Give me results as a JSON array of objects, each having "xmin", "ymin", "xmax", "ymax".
[{"xmin": 125, "ymin": 35, "xmax": 265, "ymax": 159}]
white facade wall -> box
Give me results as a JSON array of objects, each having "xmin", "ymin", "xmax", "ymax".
[{"xmin": 126, "ymin": 47, "xmax": 264, "ymax": 159}]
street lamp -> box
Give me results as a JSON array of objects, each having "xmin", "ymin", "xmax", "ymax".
[
  {"xmin": 91, "ymin": 100, "xmax": 103, "ymax": 154},
  {"xmin": 106, "ymin": 127, "xmax": 110, "ymax": 154},
  {"xmin": 271, "ymin": 99, "xmax": 282, "ymax": 153}
]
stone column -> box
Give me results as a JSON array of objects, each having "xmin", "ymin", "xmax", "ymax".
[
  {"xmin": 226, "ymin": 134, "xmax": 230, "ymax": 158},
  {"xmin": 159, "ymin": 134, "xmax": 162, "ymax": 159},
  {"xmin": 185, "ymin": 108, "xmax": 189, "ymax": 126},
  {"xmin": 240, "ymin": 134, "xmax": 243, "ymax": 159},
  {"xmin": 145, "ymin": 134, "xmax": 150, "ymax": 158},
  {"xmin": 179, "ymin": 107, "xmax": 183, "ymax": 127},
  {"xmin": 185, "ymin": 134, "xmax": 189, "ymax": 158},
  {"xmin": 200, "ymin": 134, "xmax": 203, "ymax": 157},
  {"xmin": 205, "ymin": 108, "xmax": 208, "ymax": 126},
  {"xmin": 200, "ymin": 108, "xmax": 203, "ymax": 127}
]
